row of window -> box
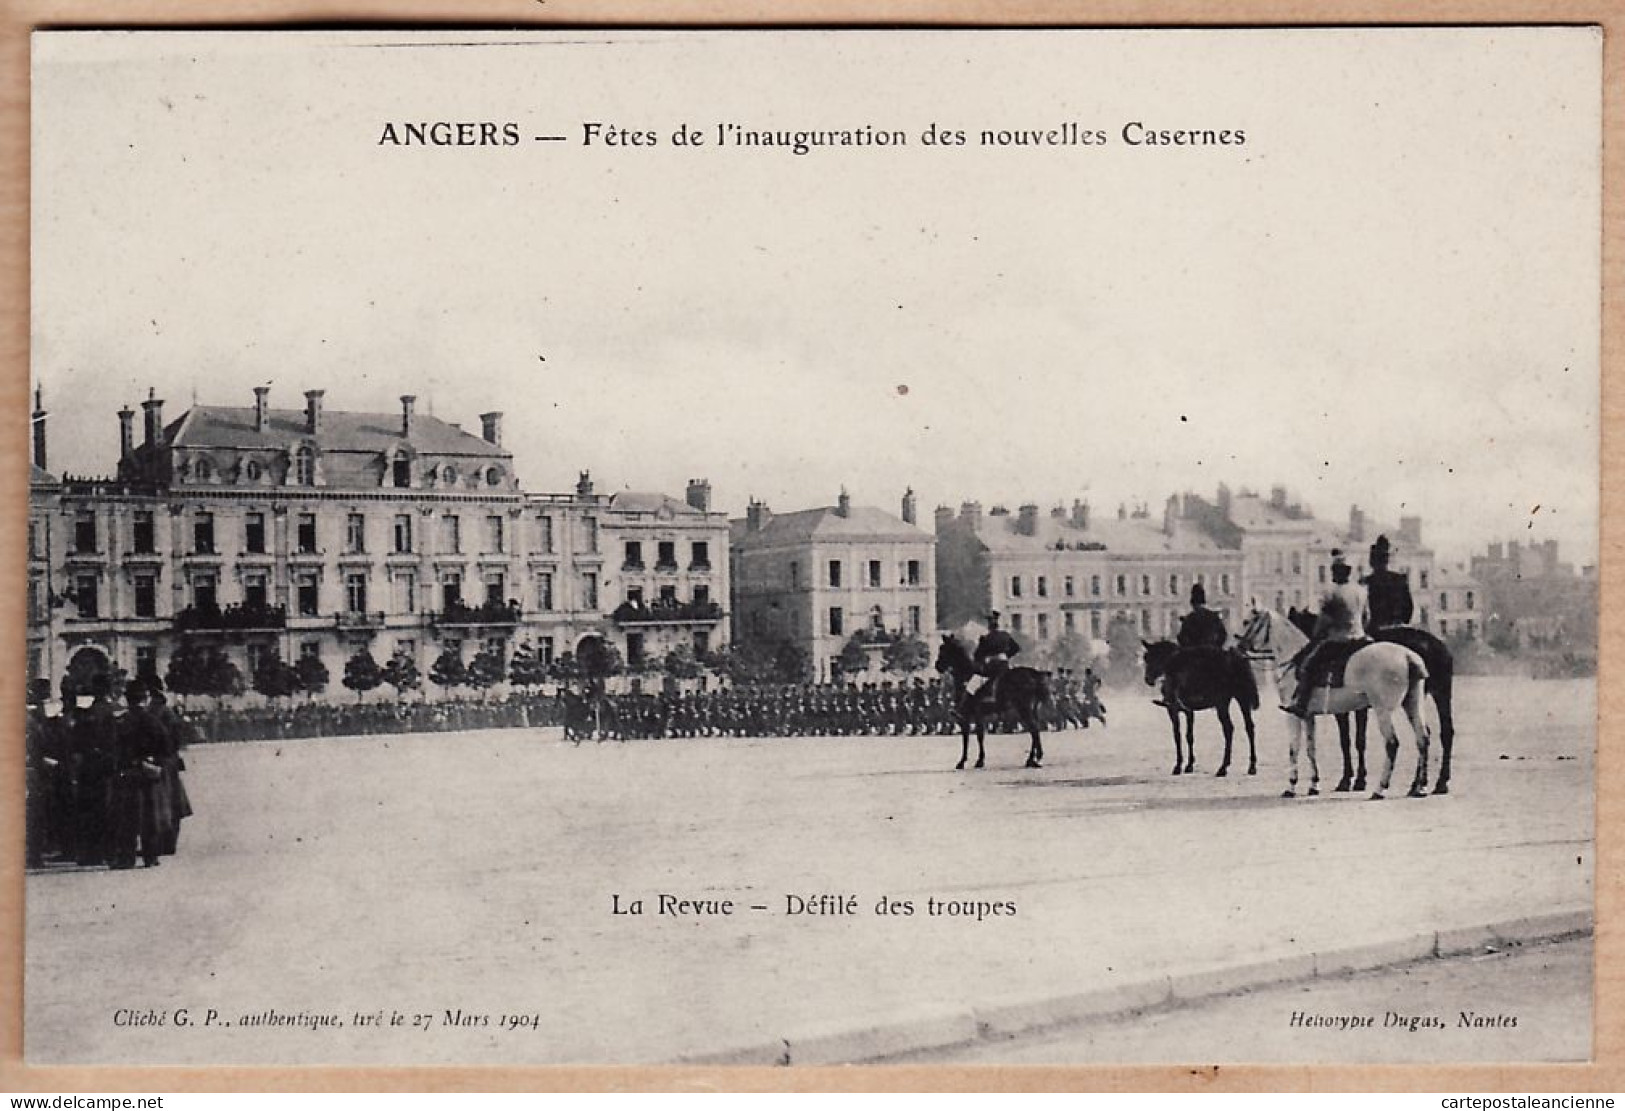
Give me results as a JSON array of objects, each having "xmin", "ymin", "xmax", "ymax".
[
  {"xmin": 1008, "ymin": 571, "xmax": 1235, "ymax": 602},
  {"xmin": 66, "ymin": 509, "xmax": 599, "ymax": 559},
  {"xmin": 54, "ymin": 567, "xmax": 615, "ymax": 622},
  {"xmin": 823, "ymin": 605, "xmax": 927, "ymax": 637},
  {"xmin": 622, "ymin": 540, "xmax": 712, "ymax": 571},
  {"xmin": 784, "ymin": 558, "xmax": 925, "ymax": 590}
]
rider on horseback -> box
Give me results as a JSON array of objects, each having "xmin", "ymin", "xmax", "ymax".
[
  {"xmin": 1285, "ymin": 550, "xmax": 1371, "ymax": 718},
  {"xmin": 967, "ymin": 610, "xmax": 1020, "ymax": 709},
  {"xmin": 1176, "ymin": 583, "xmax": 1228, "ymax": 649},
  {"xmin": 1362, "ymin": 534, "xmax": 1414, "ymax": 630}
]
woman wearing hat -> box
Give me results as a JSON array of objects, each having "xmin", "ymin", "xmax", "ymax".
[{"xmin": 1285, "ymin": 550, "xmax": 1370, "ymax": 718}]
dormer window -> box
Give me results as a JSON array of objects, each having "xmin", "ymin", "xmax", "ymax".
[
  {"xmin": 294, "ymin": 445, "xmax": 316, "ymax": 486},
  {"xmin": 392, "ymin": 455, "xmax": 411, "ymax": 488},
  {"xmin": 195, "ymin": 458, "xmax": 214, "ymax": 482},
  {"xmin": 485, "ymin": 466, "xmax": 503, "ymax": 487},
  {"xmin": 441, "ymin": 464, "xmax": 458, "ymax": 486},
  {"xmin": 245, "ymin": 459, "xmax": 262, "ymax": 481}
]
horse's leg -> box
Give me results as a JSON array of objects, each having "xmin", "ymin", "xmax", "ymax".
[
  {"xmin": 1215, "ymin": 701, "xmax": 1234, "ymax": 777},
  {"xmin": 1305, "ymin": 716, "xmax": 1320, "ymax": 795},
  {"xmin": 1354, "ymin": 709, "xmax": 1369, "ymax": 793},
  {"xmin": 1183, "ymin": 710, "xmax": 1197, "ymax": 774},
  {"xmin": 1024, "ymin": 709, "xmax": 1042, "ymax": 769},
  {"xmin": 1240, "ymin": 703, "xmax": 1258, "ymax": 775},
  {"xmin": 956, "ymin": 714, "xmax": 969, "ymax": 771},
  {"xmin": 1404, "ymin": 682, "xmax": 1431, "ymax": 798},
  {"xmin": 1432, "ymin": 682, "xmax": 1455, "ymax": 795},
  {"xmin": 1370, "ymin": 710, "xmax": 1402, "ymax": 800},
  {"xmin": 975, "ymin": 716, "xmax": 987, "ymax": 769},
  {"xmin": 1166, "ymin": 706, "xmax": 1182, "ymax": 775},
  {"xmin": 1333, "ymin": 713, "xmax": 1353, "ymax": 792},
  {"xmin": 1282, "ymin": 716, "xmax": 1302, "ymax": 798}
]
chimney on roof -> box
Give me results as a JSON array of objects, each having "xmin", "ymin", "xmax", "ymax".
[
  {"xmin": 934, "ymin": 505, "xmax": 955, "ymax": 531},
  {"xmin": 1216, "ymin": 483, "xmax": 1233, "ymax": 520},
  {"xmin": 1270, "ymin": 485, "xmax": 1287, "ymax": 510},
  {"xmin": 1163, "ymin": 495, "xmax": 1180, "ymax": 536},
  {"xmin": 1017, "ymin": 503, "xmax": 1039, "ymax": 536},
  {"xmin": 836, "ymin": 488, "xmax": 851, "ymax": 518},
  {"xmin": 253, "ymin": 386, "xmax": 270, "ymax": 433},
  {"xmin": 1050, "ymin": 504, "xmax": 1066, "ymax": 520},
  {"xmin": 686, "ymin": 478, "xmax": 712, "ymax": 513},
  {"xmin": 1071, "ymin": 499, "xmax": 1090, "ymax": 530},
  {"xmin": 746, "ymin": 498, "xmax": 772, "ymax": 534},
  {"xmin": 576, "ymin": 470, "xmax": 594, "ymax": 498},
  {"xmin": 400, "ymin": 395, "xmax": 416, "ymax": 439},
  {"xmin": 117, "ymin": 405, "xmax": 135, "ymax": 461},
  {"xmin": 1348, "ymin": 505, "xmax": 1366, "ymax": 543},
  {"xmin": 304, "ymin": 390, "xmax": 325, "ymax": 436},
  {"xmin": 31, "ymin": 386, "xmax": 47, "ymax": 471},
  {"xmin": 141, "ymin": 388, "xmax": 164, "ymax": 448},
  {"xmin": 901, "ymin": 487, "xmax": 917, "ymax": 526},
  {"xmin": 959, "ymin": 501, "xmax": 983, "ymax": 528},
  {"xmin": 479, "ymin": 411, "xmax": 503, "ymax": 447}
]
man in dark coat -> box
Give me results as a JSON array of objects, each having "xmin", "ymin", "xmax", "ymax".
[
  {"xmin": 1362, "ymin": 534, "xmax": 1415, "ymax": 631},
  {"xmin": 110, "ymin": 680, "xmax": 170, "ymax": 869},
  {"xmin": 67, "ymin": 675, "xmax": 119, "ymax": 867},
  {"xmin": 969, "ymin": 610, "xmax": 1021, "ymax": 707},
  {"xmin": 1177, "ymin": 583, "xmax": 1229, "ymax": 649}
]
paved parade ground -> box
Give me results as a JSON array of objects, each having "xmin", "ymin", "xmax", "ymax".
[{"xmin": 26, "ymin": 676, "xmax": 1595, "ymax": 1066}]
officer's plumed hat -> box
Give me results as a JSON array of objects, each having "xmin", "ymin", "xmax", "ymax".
[{"xmin": 1370, "ymin": 534, "xmax": 1393, "ymax": 563}]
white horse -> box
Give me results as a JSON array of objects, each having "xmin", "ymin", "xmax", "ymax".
[{"xmin": 1235, "ymin": 608, "xmax": 1433, "ymax": 800}]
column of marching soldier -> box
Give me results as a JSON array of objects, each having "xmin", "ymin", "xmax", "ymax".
[
  {"xmin": 25, "ymin": 676, "xmax": 193, "ymax": 871},
  {"xmin": 23, "ymin": 670, "xmax": 1111, "ymax": 863},
  {"xmin": 564, "ymin": 670, "xmax": 1108, "ymax": 742}
]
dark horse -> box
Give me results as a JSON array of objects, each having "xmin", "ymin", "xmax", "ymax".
[
  {"xmin": 933, "ymin": 635, "xmax": 1051, "ymax": 770},
  {"xmin": 1141, "ymin": 640, "xmax": 1260, "ymax": 777},
  {"xmin": 1285, "ymin": 609, "xmax": 1456, "ymax": 794}
]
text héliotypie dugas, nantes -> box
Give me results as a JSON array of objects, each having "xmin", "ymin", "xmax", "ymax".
[
  {"xmin": 611, "ymin": 892, "xmax": 1018, "ymax": 921},
  {"xmin": 375, "ymin": 120, "xmax": 1247, "ymax": 154}
]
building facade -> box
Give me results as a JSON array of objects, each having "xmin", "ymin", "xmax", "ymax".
[
  {"xmin": 935, "ymin": 497, "xmax": 1246, "ymax": 647},
  {"xmin": 27, "ymin": 387, "xmax": 731, "ymax": 702},
  {"xmin": 730, "ymin": 490, "xmax": 935, "ymax": 682}
]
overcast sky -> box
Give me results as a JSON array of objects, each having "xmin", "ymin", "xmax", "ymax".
[{"xmin": 31, "ymin": 29, "xmax": 1601, "ymax": 566}]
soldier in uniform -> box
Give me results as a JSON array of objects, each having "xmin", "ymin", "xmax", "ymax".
[
  {"xmin": 1285, "ymin": 551, "xmax": 1371, "ymax": 718},
  {"xmin": 1176, "ymin": 583, "xmax": 1228, "ymax": 649},
  {"xmin": 1363, "ymin": 534, "xmax": 1414, "ymax": 631},
  {"xmin": 967, "ymin": 610, "xmax": 1021, "ymax": 710}
]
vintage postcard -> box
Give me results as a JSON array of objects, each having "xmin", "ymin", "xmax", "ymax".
[{"xmin": 22, "ymin": 27, "xmax": 1600, "ymax": 1069}]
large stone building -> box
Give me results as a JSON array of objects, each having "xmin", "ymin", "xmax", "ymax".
[
  {"xmin": 26, "ymin": 387, "xmax": 731, "ymax": 701},
  {"xmin": 1469, "ymin": 539, "xmax": 1597, "ymax": 653},
  {"xmin": 729, "ymin": 490, "xmax": 935, "ymax": 682},
  {"xmin": 934, "ymin": 498, "xmax": 1246, "ymax": 646}
]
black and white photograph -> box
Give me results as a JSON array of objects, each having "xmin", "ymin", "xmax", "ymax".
[{"xmin": 22, "ymin": 27, "xmax": 1600, "ymax": 1068}]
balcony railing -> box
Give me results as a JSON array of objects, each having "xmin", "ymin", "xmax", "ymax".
[
  {"xmin": 334, "ymin": 610, "xmax": 387, "ymax": 630},
  {"xmin": 688, "ymin": 561, "xmax": 712, "ymax": 573},
  {"xmin": 174, "ymin": 603, "xmax": 287, "ymax": 631},
  {"xmin": 654, "ymin": 561, "xmax": 679, "ymax": 573},
  {"xmin": 622, "ymin": 560, "xmax": 646, "ymax": 572},
  {"xmin": 611, "ymin": 599, "xmax": 724, "ymax": 626},
  {"xmin": 428, "ymin": 599, "xmax": 522, "ymax": 627}
]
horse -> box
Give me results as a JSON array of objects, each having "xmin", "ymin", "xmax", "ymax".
[
  {"xmin": 933, "ymin": 635, "xmax": 1051, "ymax": 770},
  {"xmin": 1140, "ymin": 640, "xmax": 1259, "ymax": 777},
  {"xmin": 1235, "ymin": 609, "xmax": 1433, "ymax": 800},
  {"xmin": 1285, "ymin": 608, "xmax": 1457, "ymax": 795}
]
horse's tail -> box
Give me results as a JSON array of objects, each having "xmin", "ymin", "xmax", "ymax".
[{"xmin": 1407, "ymin": 651, "xmax": 1429, "ymax": 692}]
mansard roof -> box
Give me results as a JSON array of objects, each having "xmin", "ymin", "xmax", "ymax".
[
  {"xmin": 731, "ymin": 504, "xmax": 930, "ymax": 549},
  {"xmin": 165, "ymin": 406, "xmax": 507, "ymax": 458}
]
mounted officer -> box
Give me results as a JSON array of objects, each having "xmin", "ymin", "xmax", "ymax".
[
  {"xmin": 1362, "ymin": 534, "xmax": 1414, "ymax": 631},
  {"xmin": 968, "ymin": 610, "xmax": 1021, "ymax": 707},
  {"xmin": 1285, "ymin": 550, "xmax": 1371, "ymax": 718},
  {"xmin": 1176, "ymin": 583, "xmax": 1228, "ymax": 649}
]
